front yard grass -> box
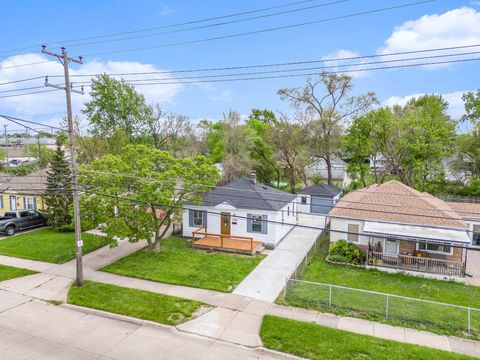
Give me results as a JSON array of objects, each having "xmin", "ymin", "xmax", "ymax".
[
  {"xmin": 0, "ymin": 228, "xmax": 110, "ymax": 263},
  {"xmin": 102, "ymin": 236, "xmax": 264, "ymax": 292},
  {"xmin": 281, "ymin": 237, "xmax": 480, "ymax": 338},
  {"xmin": 68, "ymin": 280, "xmax": 206, "ymax": 325},
  {"xmin": 260, "ymin": 315, "xmax": 475, "ymax": 360},
  {"xmin": 0, "ymin": 264, "xmax": 36, "ymax": 281}
]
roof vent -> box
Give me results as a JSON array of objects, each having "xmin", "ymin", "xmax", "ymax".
[{"xmin": 250, "ymin": 171, "xmax": 257, "ymax": 184}]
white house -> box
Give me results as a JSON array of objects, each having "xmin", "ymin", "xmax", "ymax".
[
  {"xmin": 448, "ymin": 202, "xmax": 480, "ymax": 247},
  {"xmin": 328, "ymin": 180, "xmax": 472, "ymax": 277},
  {"xmin": 306, "ymin": 156, "xmax": 347, "ymax": 182},
  {"xmin": 182, "ymin": 174, "xmax": 298, "ymax": 248}
]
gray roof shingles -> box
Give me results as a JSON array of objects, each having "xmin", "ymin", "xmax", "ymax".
[{"xmin": 194, "ymin": 177, "xmax": 297, "ymax": 211}]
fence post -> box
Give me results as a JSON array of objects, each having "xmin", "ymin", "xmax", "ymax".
[
  {"xmin": 386, "ymin": 294, "xmax": 389, "ymax": 320},
  {"xmin": 329, "ymin": 284, "xmax": 332, "ymax": 307},
  {"xmin": 468, "ymin": 307, "xmax": 471, "ymax": 336}
]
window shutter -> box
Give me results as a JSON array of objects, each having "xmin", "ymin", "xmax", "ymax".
[
  {"xmin": 262, "ymin": 215, "xmax": 268, "ymax": 234},
  {"xmin": 33, "ymin": 197, "xmax": 37, "ymax": 210},
  {"xmin": 247, "ymin": 214, "xmax": 253, "ymax": 232},
  {"xmin": 23, "ymin": 197, "xmax": 26, "ymax": 209},
  {"xmin": 202, "ymin": 211, "xmax": 207, "ymax": 228},
  {"xmin": 189, "ymin": 210, "xmax": 194, "ymax": 227}
]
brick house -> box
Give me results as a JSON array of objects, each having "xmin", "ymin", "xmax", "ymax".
[{"xmin": 328, "ymin": 180, "xmax": 471, "ymax": 277}]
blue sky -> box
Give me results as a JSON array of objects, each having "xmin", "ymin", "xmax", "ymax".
[{"xmin": 1, "ymin": 0, "xmax": 479, "ymax": 130}]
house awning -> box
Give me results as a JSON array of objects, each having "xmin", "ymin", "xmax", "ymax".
[{"xmin": 363, "ymin": 221, "xmax": 471, "ymax": 245}]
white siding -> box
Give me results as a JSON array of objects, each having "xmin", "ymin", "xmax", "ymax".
[
  {"xmin": 329, "ymin": 217, "xmax": 367, "ymax": 246},
  {"xmin": 182, "ymin": 201, "xmax": 297, "ymax": 247}
]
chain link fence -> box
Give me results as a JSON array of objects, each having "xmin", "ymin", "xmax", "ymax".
[{"xmin": 285, "ymin": 278, "xmax": 480, "ymax": 337}]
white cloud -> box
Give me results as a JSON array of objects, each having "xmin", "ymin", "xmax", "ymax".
[
  {"xmin": 158, "ymin": 5, "xmax": 175, "ymax": 16},
  {"xmin": 378, "ymin": 7, "xmax": 480, "ymax": 68},
  {"xmin": 321, "ymin": 49, "xmax": 369, "ymax": 78},
  {"xmin": 382, "ymin": 91, "xmax": 468, "ymax": 120},
  {"xmin": 0, "ymin": 53, "xmax": 183, "ymax": 128}
]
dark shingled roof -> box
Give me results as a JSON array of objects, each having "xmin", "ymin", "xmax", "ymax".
[
  {"xmin": 195, "ymin": 177, "xmax": 297, "ymax": 211},
  {"xmin": 298, "ymin": 184, "xmax": 343, "ymax": 197}
]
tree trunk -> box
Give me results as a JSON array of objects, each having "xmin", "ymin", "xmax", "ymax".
[
  {"xmin": 151, "ymin": 212, "xmax": 172, "ymax": 253},
  {"xmin": 325, "ymin": 155, "xmax": 333, "ymax": 185}
]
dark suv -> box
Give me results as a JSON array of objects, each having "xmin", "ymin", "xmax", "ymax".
[{"xmin": 0, "ymin": 210, "xmax": 49, "ymax": 236}]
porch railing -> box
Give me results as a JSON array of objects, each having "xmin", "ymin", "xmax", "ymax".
[
  {"xmin": 192, "ymin": 226, "xmax": 255, "ymax": 251},
  {"xmin": 367, "ymin": 251, "xmax": 464, "ymax": 277}
]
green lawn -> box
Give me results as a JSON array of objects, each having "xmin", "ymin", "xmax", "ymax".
[
  {"xmin": 0, "ymin": 228, "xmax": 110, "ymax": 263},
  {"xmin": 68, "ymin": 281, "xmax": 206, "ymax": 325},
  {"xmin": 261, "ymin": 316, "xmax": 475, "ymax": 360},
  {"xmin": 0, "ymin": 264, "xmax": 37, "ymax": 281},
  {"xmin": 102, "ymin": 237, "xmax": 264, "ymax": 292},
  {"xmin": 282, "ymin": 242, "xmax": 480, "ymax": 338}
]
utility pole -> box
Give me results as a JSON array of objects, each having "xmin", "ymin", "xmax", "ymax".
[
  {"xmin": 3, "ymin": 125, "xmax": 8, "ymax": 165},
  {"xmin": 42, "ymin": 46, "xmax": 84, "ymax": 287},
  {"xmin": 25, "ymin": 127, "xmax": 30, "ymax": 162}
]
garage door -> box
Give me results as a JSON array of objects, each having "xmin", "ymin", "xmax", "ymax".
[{"xmin": 310, "ymin": 196, "xmax": 333, "ymax": 214}]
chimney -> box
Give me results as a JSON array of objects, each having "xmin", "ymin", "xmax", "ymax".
[{"xmin": 250, "ymin": 171, "xmax": 257, "ymax": 184}]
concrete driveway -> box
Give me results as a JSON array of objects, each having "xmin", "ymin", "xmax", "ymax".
[{"xmin": 465, "ymin": 249, "xmax": 480, "ymax": 286}]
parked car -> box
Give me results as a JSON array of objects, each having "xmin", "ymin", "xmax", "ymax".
[{"xmin": 0, "ymin": 210, "xmax": 49, "ymax": 236}]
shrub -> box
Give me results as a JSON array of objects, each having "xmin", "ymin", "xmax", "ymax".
[
  {"xmin": 328, "ymin": 254, "xmax": 352, "ymax": 264},
  {"xmin": 328, "ymin": 240, "xmax": 364, "ymax": 264}
]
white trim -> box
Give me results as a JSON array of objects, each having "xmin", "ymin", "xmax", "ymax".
[{"xmin": 345, "ymin": 221, "xmax": 361, "ymax": 243}]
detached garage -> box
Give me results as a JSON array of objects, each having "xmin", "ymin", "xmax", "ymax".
[{"xmin": 297, "ymin": 184, "xmax": 343, "ymax": 214}]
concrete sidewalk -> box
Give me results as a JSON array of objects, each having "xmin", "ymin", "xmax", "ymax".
[{"xmin": 233, "ymin": 225, "xmax": 322, "ymax": 302}]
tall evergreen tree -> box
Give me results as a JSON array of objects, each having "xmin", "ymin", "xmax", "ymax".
[{"xmin": 44, "ymin": 135, "xmax": 72, "ymax": 229}]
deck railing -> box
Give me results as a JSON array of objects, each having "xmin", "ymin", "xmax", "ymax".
[
  {"xmin": 367, "ymin": 251, "xmax": 464, "ymax": 277},
  {"xmin": 192, "ymin": 226, "xmax": 255, "ymax": 251}
]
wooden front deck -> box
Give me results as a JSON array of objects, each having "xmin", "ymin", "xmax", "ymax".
[{"xmin": 192, "ymin": 227, "xmax": 263, "ymax": 255}]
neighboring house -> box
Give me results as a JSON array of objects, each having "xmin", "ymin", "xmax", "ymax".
[
  {"xmin": 369, "ymin": 153, "xmax": 388, "ymax": 173},
  {"xmin": 0, "ymin": 169, "xmax": 47, "ymax": 214},
  {"xmin": 448, "ymin": 202, "xmax": 480, "ymax": 247},
  {"xmin": 2, "ymin": 147, "xmax": 36, "ymax": 165},
  {"xmin": 297, "ymin": 184, "xmax": 343, "ymax": 215},
  {"xmin": 306, "ymin": 156, "xmax": 347, "ymax": 181},
  {"xmin": 329, "ymin": 180, "xmax": 471, "ymax": 277},
  {"xmin": 183, "ymin": 173, "xmax": 298, "ymax": 248}
]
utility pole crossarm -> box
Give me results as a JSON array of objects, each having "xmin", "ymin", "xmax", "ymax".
[{"xmin": 41, "ymin": 45, "xmax": 84, "ymax": 287}]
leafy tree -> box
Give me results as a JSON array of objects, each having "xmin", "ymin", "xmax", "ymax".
[
  {"xmin": 460, "ymin": 90, "xmax": 480, "ymax": 179},
  {"xmin": 83, "ymin": 74, "xmax": 151, "ymax": 140},
  {"xmin": 22, "ymin": 142, "xmax": 55, "ymax": 167},
  {"xmin": 79, "ymin": 144, "xmax": 219, "ymax": 252},
  {"xmin": 246, "ymin": 109, "xmax": 282, "ymax": 186},
  {"xmin": 278, "ymin": 73, "xmax": 377, "ymax": 185},
  {"xmin": 268, "ymin": 115, "xmax": 310, "ymax": 193},
  {"xmin": 44, "ymin": 135, "xmax": 72, "ymax": 229}
]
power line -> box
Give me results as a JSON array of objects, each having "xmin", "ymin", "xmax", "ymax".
[
  {"xmin": 68, "ymin": 50, "xmax": 480, "ymax": 84},
  {"xmin": 0, "ymin": 0, "xmax": 325, "ymax": 57},
  {"xmin": 60, "ymin": 1, "xmax": 348, "ymax": 49},
  {"xmin": 0, "ymin": 88, "xmax": 60, "ymax": 99},
  {"xmin": 0, "ymin": 86, "xmax": 46, "ymax": 94},
  {"xmin": 69, "ymin": 57, "xmax": 480, "ymax": 87},
  {"xmin": 79, "ymin": 189, "xmax": 475, "ymax": 248},
  {"xmin": 80, "ymin": 0, "xmax": 436, "ymax": 57},
  {"xmin": 0, "ymin": 76, "xmax": 45, "ymax": 86},
  {"xmin": 0, "ymin": 114, "xmax": 66, "ymax": 131},
  {"xmin": 0, "ymin": 60, "xmax": 50, "ymax": 70}
]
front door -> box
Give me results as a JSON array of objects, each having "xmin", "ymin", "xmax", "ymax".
[
  {"xmin": 220, "ymin": 213, "xmax": 231, "ymax": 235},
  {"xmin": 384, "ymin": 239, "xmax": 399, "ymax": 255}
]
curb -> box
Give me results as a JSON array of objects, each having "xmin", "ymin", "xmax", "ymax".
[{"xmin": 61, "ymin": 303, "xmax": 304, "ymax": 359}]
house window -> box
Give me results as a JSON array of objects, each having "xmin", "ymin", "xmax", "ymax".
[
  {"xmin": 347, "ymin": 223, "xmax": 359, "ymax": 242},
  {"xmin": 9, "ymin": 196, "xmax": 16, "ymax": 211},
  {"xmin": 192, "ymin": 210, "xmax": 204, "ymax": 227},
  {"xmin": 24, "ymin": 197, "xmax": 36, "ymax": 210},
  {"xmin": 252, "ymin": 215, "xmax": 263, "ymax": 233},
  {"xmin": 418, "ymin": 243, "xmax": 452, "ymax": 254},
  {"xmin": 473, "ymin": 225, "xmax": 480, "ymax": 246},
  {"xmin": 301, "ymin": 196, "xmax": 307, "ymax": 204}
]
